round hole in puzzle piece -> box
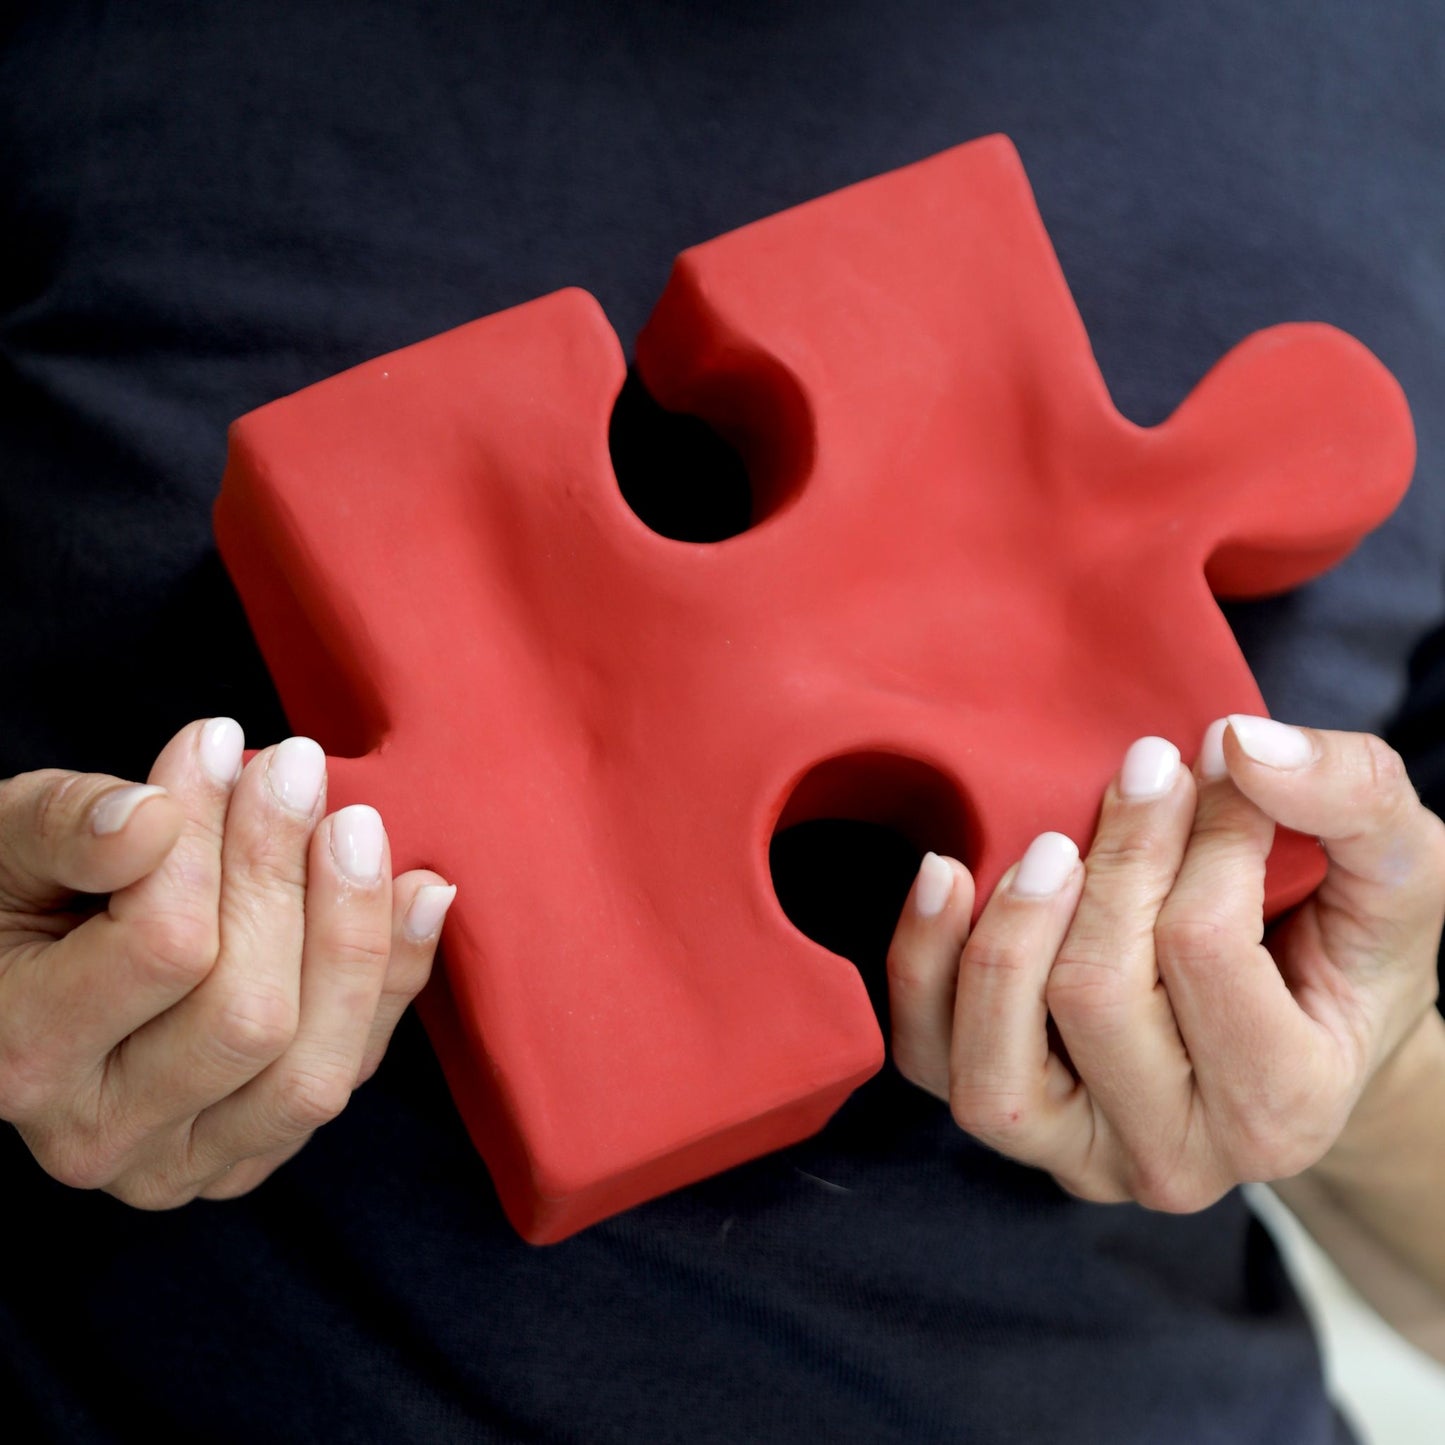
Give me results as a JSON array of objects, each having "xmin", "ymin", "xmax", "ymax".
[
  {"xmin": 770, "ymin": 817, "xmax": 919, "ymax": 1031},
  {"xmin": 608, "ymin": 368, "xmax": 752, "ymax": 542},
  {"xmin": 770, "ymin": 749, "xmax": 978, "ymax": 1024}
]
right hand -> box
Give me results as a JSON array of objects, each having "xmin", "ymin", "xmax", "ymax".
[{"xmin": 0, "ymin": 717, "xmax": 455, "ymax": 1207}]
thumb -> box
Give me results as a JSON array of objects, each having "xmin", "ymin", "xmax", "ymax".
[
  {"xmin": 0, "ymin": 768, "xmax": 185, "ymax": 913},
  {"xmin": 1220, "ymin": 715, "xmax": 1445, "ymax": 948}
]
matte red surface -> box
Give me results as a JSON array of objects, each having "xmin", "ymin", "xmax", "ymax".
[{"xmin": 214, "ymin": 135, "xmax": 1415, "ymax": 1242}]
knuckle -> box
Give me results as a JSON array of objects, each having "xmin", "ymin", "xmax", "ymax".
[
  {"xmin": 1227, "ymin": 1099, "xmax": 1337, "ymax": 1182},
  {"xmin": 1185, "ymin": 804, "xmax": 1264, "ymax": 854},
  {"xmin": 1349, "ymin": 735, "xmax": 1416, "ymax": 828},
  {"xmin": 894, "ymin": 1044, "xmax": 949, "ymax": 1102},
  {"xmin": 1361, "ymin": 733, "xmax": 1409, "ymax": 796},
  {"xmin": 30, "ymin": 769, "xmax": 83, "ymax": 845},
  {"xmin": 959, "ymin": 936, "xmax": 1028, "ymax": 977},
  {"xmin": 892, "ymin": 1048, "xmax": 926, "ymax": 1092},
  {"xmin": 354, "ymin": 1052, "xmax": 384, "ymax": 1089},
  {"xmin": 274, "ymin": 1067, "xmax": 352, "ymax": 1134},
  {"xmin": 1224, "ymin": 1142, "xmax": 1270, "ymax": 1183},
  {"xmin": 1045, "ymin": 957, "xmax": 1127, "ymax": 1022},
  {"xmin": 884, "ymin": 941, "xmax": 925, "ymax": 991},
  {"xmin": 1417, "ymin": 808, "xmax": 1445, "ymax": 874},
  {"xmin": 41, "ymin": 1152, "xmax": 110, "ymax": 1193},
  {"xmin": 132, "ymin": 908, "xmax": 220, "ymax": 987},
  {"xmin": 324, "ymin": 921, "xmax": 392, "ymax": 976},
  {"xmin": 211, "ymin": 989, "xmax": 298, "ymax": 1067},
  {"xmin": 1129, "ymin": 1160, "xmax": 1222, "ymax": 1215},
  {"xmin": 0, "ymin": 1047, "xmax": 58, "ymax": 1120},
  {"xmin": 247, "ymin": 844, "xmax": 310, "ymax": 897},
  {"xmin": 1086, "ymin": 830, "xmax": 1167, "ymax": 879},
  {"xmin": 30, "ymin": 1130, "xmax": 121, "ymax": 1193},
  {"xmin": 199, "ymin": 1160, "xmax": 274, "ymax": 1202},
  {"xmin": 198, "ymin": 1168, "xmax": 251, "ymax": 1202},
  {"xmin": 384, "ymin": 949, "xmax": 434, "ymax": 1001},
  {"xmin": 1154, "ymin": 913, "xmax": 1231, "ymax": 971},
  {"xmin": 1052, "ymin": 1171, "xmax": 1126, "ymax": 1205},
  {"xmin": 1235, "ymin": 1135, "xmax": 1319, "ymax": 1183},
  {"xmin": 0, "ymin": 770, "xmax": 75, "ymax": 908},
  {"xmin": 106, "ymin": 1169, "xmax": 196, "ymax": 1212},
  {"xmin": 949, "ymin": 1084, "xmax": 1031, "ymax": 1149}
]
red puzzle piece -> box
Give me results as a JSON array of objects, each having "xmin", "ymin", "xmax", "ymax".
[{"xmin": 214, "ymin": 136, "xmax": 1414, "ymax": 1242}]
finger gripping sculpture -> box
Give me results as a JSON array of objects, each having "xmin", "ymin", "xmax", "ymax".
[{"xmin": 214, "ymin": 136, "xmax": 1414, "ymax": 1242}]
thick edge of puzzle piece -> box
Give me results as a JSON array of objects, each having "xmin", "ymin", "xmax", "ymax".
[
  {"xmin": 418, "ymin": 956, "xmax": 876, "ymax": 1243},
  {"xmin": 215, "ymin": 291, "xmax": 888, "ymax": 1244},
  {"xmin": 215, "ymin": 290, "xmax": 627, "ymax": 751}
]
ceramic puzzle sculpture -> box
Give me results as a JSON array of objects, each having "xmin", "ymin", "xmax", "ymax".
[{"xmin": 214, "ymin": 135, "xmax": 1415, "ymax": 1242}]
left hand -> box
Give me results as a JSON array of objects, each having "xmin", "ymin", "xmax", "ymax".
[{"xmin": 885, "ymin": 717, "xmax": 1445, "ymax": 1210}]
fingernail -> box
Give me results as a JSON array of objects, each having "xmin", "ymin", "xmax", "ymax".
[
  {"xmin": 266, "ymin": 736, "xmax": 325, "ymax": 815},
  {"xmin": 1012, "ymin": 832, "xmax": 1079, "ymax": 898},
  {"xmin": 91, "ymin": 783, "xmax": 169, "ymax": 836},
  {"xmin": 1120, "ymin": 736, "xmax": 1181, "ymax": 799},
  {"xmin": 331, "ymin": 804, "xmax": 385, "ymax": 885},
  {"xmin": 404, "ymin": 883, "xmax": 457, "ymax": 943},
  {"xmin": 1197, "ymin": 718, "xmax": 1229, "ymax": 781},
  {"xmin": 1227, "ymin": 715, "xmax": 1314, "ymax": 770},
  {"xmin": 914, "ymin": 852, "xmax": 954, "ymax": 919},
  {"xmin": 199, "ymin": 717, "xmax": 244, "ymax": 787}
]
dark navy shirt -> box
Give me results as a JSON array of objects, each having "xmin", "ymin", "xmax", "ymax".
[{"xmin": 4, "ymin": 3, "xmax": 1444, "ymax": 1440}]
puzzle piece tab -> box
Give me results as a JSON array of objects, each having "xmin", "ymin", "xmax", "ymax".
[{"xmin": 215, "ymin": 135, "xmax": 1414, "ymax": 1242}]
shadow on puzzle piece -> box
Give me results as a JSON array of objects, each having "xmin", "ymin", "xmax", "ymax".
[{"xmin": 214, "ymin": 134, "xmax": 1414, "ymax": 1242}]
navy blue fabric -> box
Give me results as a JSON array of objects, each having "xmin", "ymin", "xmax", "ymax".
[{"xmin": 4, "ymin": 1, "xmax": 1443, "ymax": 1439}]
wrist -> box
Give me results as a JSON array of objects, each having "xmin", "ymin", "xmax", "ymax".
[{"xmin": 1309, "ymin": 1007, "xmax": 1445, "ymax": 1195}]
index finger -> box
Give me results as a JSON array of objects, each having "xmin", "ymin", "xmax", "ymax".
[
  {"xmin": 3, "ymin": 719, "xmax": 242, "ymax": 1081},
  {"xmin": 1222, "ymin": 718, "xmax": 1445, "ymax": 954},
  {"xmin": 885, "ymin": 851, "xmax": 975, "ymax": 1098}
]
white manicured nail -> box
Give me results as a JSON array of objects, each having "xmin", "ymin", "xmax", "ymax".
[
  {"xmin": 1012, "ymin": 832, "xmax": 1079, "ymax": 898},
  {"xmin": 1120, "ymin": 736, "xmax": 1181, "ymax": 799},
  {"xmin": 914, "ymin": 852, "xmax": 954, "ymax": 918},
  {"xmin": 267, "ymin": 736, "xmax": 325, "ymax": 815},
  {"xmin": 199, "ymin": 717, "xmax": 244, "ymax": 787},
  {"xmin": 1227, "ymin": 715, "xmax": 1314, "ymax": 770},
  {"xmin": 404, "ymin": 883, "xmax": 457, "ymax": 942},
  {"xmin": 1197, "ymin": 718, "xmax": 1229, "ymax": 781},
  {"xmin": 331, "ymin": 804, "xmax": 385, "ymax": 885},
  {"xmin": 91, "ymin": 784, "xmax": 168, "ymax": 836}
]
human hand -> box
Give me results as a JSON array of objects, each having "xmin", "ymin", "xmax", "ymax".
[
  {"xmin": 0, "ymin": 718, "xmax": 455, "ymax": 1207},
  {"xmin": 885, "ymin": 719, "xmax": 1445, "ymax": 1210}
]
